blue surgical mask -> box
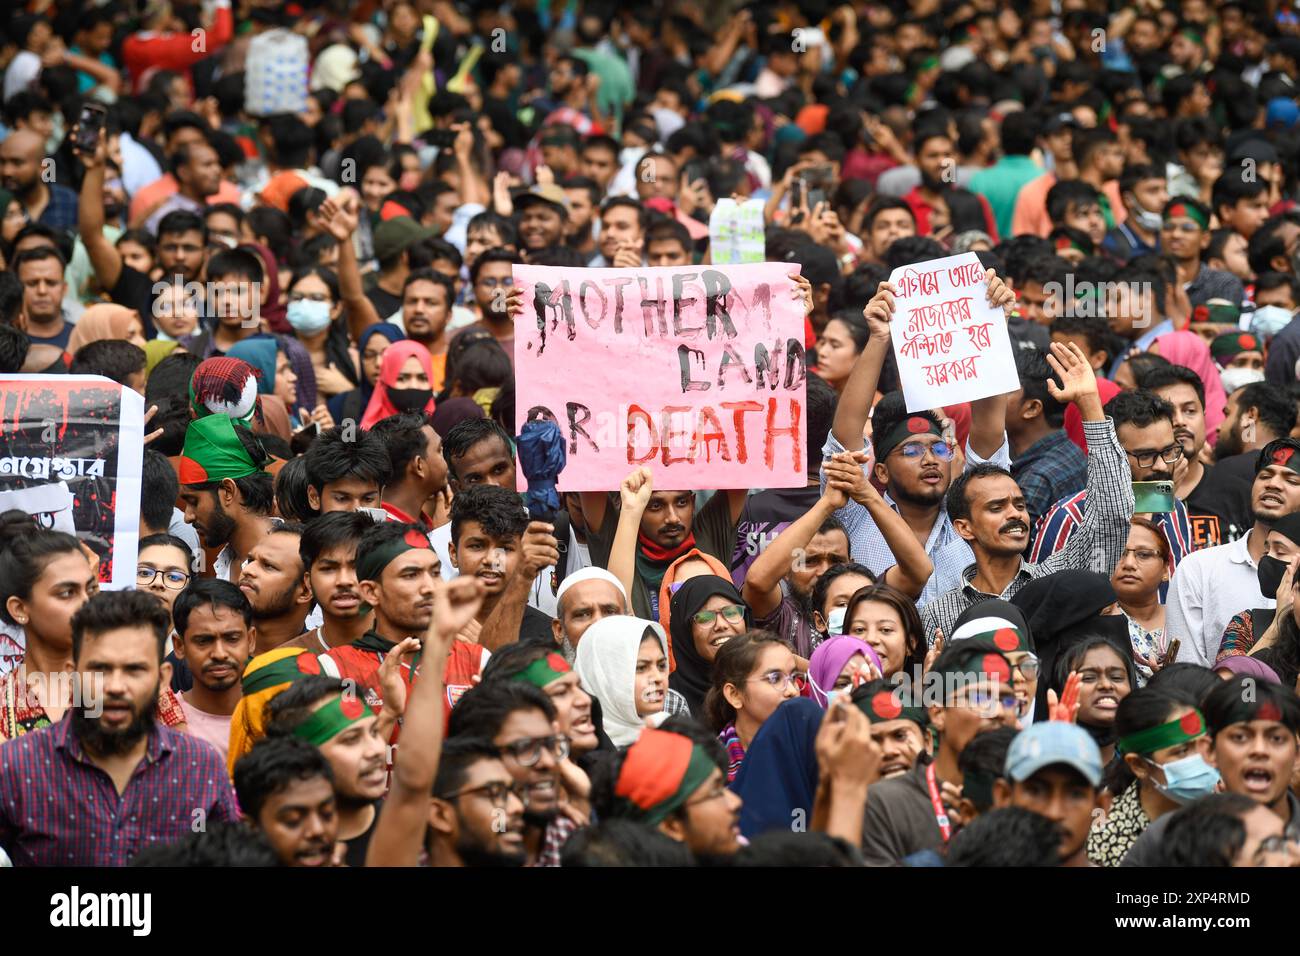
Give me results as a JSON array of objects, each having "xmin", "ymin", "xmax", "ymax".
[
  {"xmin": 1146, "ymin": 752, "xmax": 1220, "ymax": 804},
  {"xmin": 1250, "ymin": 305, "xmax": 1295, "ymax": 343},
  {"xmin": 286, "ymin": 299, "xmax": 333, "ymax": 334},
  {"xmin": 827, "ymin": 606, "xmax": 846, "ymax": 635}
]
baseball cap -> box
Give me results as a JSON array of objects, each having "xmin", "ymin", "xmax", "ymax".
[
  {"xmin": 373, "ymin": 216, "xmax": 437, "ymax": 262},
  {"xmin": 515, "ymin": 183, "xmax": 570, "ymax": 215},
  {"xmin": 1005, "ymin": 722, "xmax": 1103, "ymax": 787},
  {"xmin": 1043, "ymin": 112, "xmax": 1080, "ymax": 134},
  {"xmin": 1267, "ymin": 97, "xmax": 1300, "ymax": 130}
]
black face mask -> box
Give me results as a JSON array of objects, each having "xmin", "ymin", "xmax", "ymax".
[
  {"xmin": 388, "ymin": 387, "xmax": 432, "ymax": 412},
  {"xmin": 1258, "ymin": 554, "xmax": 1289, "ymax": 600}
]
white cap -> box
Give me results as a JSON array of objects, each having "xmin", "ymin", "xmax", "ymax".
[{"xmin": 555, "ymin": 567, "xmax": 629, "ymax": 612}]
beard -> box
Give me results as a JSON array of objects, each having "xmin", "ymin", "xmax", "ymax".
[
  {"xmin": 252, "ymin": 580, "xmax": 300, "ymax": 621},
  {"xmin": 1215, "ymin": 429, "xmax": 1244, "ymax": 461},
  {"xmin": 203, "ymin": 497, "xmax": 237, "ymax": 548},
  {"xmin": 891, "ymin": 481, "xmax": 947, "ymax": 507},
  {"xmin": 558, "ymin": 634, "xmax": 577, "ymax": 665},
  {"xmin": 72, "ymin": 683, "xmax": 158, "ymax": 756},
  {"xmin": 455, "ymin": 832, "xmax": 526, "ymax": 868}
]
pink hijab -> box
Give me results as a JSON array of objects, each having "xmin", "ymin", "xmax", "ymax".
[
  {"xmin": 67, "ymin": 304, "xmax": 140, "ymax": 354},
  {"xmin": 1153, "ymin": 331, "xmax": 1227, "ymax": 446},
  {"xmin": 360, "ymin": 340, "xmax": 438, "ymax": 428}
]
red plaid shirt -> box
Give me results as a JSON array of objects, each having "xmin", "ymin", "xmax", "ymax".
[{"xmin": 0, "ymin": 715, "xmax": 238, "ymax": 866}]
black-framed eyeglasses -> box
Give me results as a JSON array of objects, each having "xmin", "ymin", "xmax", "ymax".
[
  {"xmin": 137, "ymin": 566, "xmax": 191, "ymax": 590},
  {"xmin": 1125, "ymin": 443, "xmax": 1183, "ymax": 468},
  {"xmin": 1008, "ymin": 653, "xmax": 1040, "ymax": 680},
  {"xmin": 495, "ymin": 734, "xmax": 571, "ymax": 768},
  {"xmin": 894, "ymin": 440, "xmax": 954, "ymax": 462},
  {"xmin": 439, "ymin": 780, "xmax": 530, "ymax": 809}
]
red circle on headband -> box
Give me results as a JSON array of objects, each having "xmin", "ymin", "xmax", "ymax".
[
  {"xmin": 340, "ymin": 696, "xmax": 364, "ymax": 719},
  {"xmin": 546, "ymin": 652, "xmax": 570, "ymax": 672},
  {"xmin": 872, "ymin": 692, "xmax": 902, "ymax": 719},
  {"xmin": 982, "ymin": 654, "xmax": 1011, "ymax": 682},
  {"xmin": 906, "ymin": 417, "xmax": 930, "ymax": 434},
  {"xmin": 404, "ymin": 529, "xmax": 430, "ymax": 548},
  {"xmin": 1258, "ymin": 701, "xmax": 1282, "ymax": 722},
  {"xmin": 993, "ymin": 628, "xmax": 1020, "ymax": 651},
  {"xmin": 1239, "ymin": 334, "xmax": 1256, "ymax": 349},
  {"xmin": 1179, "ymin": 711, "xmax": 1202, "ymax": 735},
  {"xmin": 1273, "ymin": 448, "xmax": 1295, "ymax": 466}
]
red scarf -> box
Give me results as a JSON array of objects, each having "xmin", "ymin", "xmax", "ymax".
[{"xmin": 636, "ymin": 529, "xmax": 698, "ymax": 564}]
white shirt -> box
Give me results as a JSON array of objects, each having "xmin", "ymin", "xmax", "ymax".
[{"xmin": 1169, "ymin": 532, "xmax": 1272, "ymax": 667}]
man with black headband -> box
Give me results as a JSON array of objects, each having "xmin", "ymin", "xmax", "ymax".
[
  {"xmin": 851, "ymin": 678, "xmax": 929, "ymax": 779},
  {"xmin": 1171, "ymin": 438, "xmax": 1300, "ymax": 667},
  {"xmin": 1123, "ymin": 676, "xmax": 1300, "ymax": 866},
  {"xmin": 861, "ymin": 638, "xmax": 1018, "ymax": 866},
  {"xmin": 319, "ymin": 521, "xmax": 487, "ymax": 714},
  {"xmin": 921, "ymin": 342, "xmax": 1134, "ymax": 642},
  {"xmin": 178, "ymin": 414, "xmax": 278, "ymax": 584},
  {"xmin": 821, "ymin": 268, "xmax": 1017, "ymax": 606}
]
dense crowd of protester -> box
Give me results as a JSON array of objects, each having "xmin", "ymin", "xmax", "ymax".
[{"xmin": 2, "ymin": 0, "xmax": 1300, "ymax": 869}]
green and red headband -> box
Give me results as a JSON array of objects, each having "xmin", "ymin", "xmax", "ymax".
[
  {"xmin": 615, "ymin": 728, "xmax": 717, "ymax": 826},
  {"xmin": 1118, "ymin": 709, "xmax": 1206, "ymax": 755},
  {"xmin": 855, "ymin": 688, "xmax": 929, "ymax": 729},
  {"xmin": 511, "ymin": 652, "xmax": 572, "ymax": 689},
  {"xmin": 292, "ymin": 694, "xmax": 376, "ymax": 746},
  {"xmin": 1211, "ymin": 331, "xmax": 1260, "ymax": 361},
  {"xmin": 357, "ymin": 528, "xmax": 434, "ymax": 583},
  {"xmin": 1165, "ymin": 202, "xmax": 1209, "ymax": 230},
  {"xmin": 968, "ymin": 626, "xmax": 1031, "ymax": 656},
  {"xmin": 875, "ymin": 414, "xmax": 944, "ymax": 461}
]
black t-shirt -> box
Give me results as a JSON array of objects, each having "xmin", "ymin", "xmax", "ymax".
[
  {"xmin": 519, "ymin": 605, "xmax": 557, "ymax": 646},
  {"xmin": 1186, "ymin": 453, "xmax": 1255, "ymax": 548},
  {"xmin": 343, "ymin": 802, "xmax": 383, "ymax": 868},
  {"xmin": 109, "ymin": 264, "xmax": 159, "ymax": 337},
  {"xmin": 730, "ymin": 485, "xmax": 822, "ymax": 585},
  {"xmin": 365, "ymin": 285, "xmax": 403, "ymax": 321}
]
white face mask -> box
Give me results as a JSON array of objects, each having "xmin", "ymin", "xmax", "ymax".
[
  {"xmin": 827, "ymin": 606, "xmax": 847, "ymax": 635},
  {"xmin": 1250, "ymin": 305, "xmax": 1295, "ymax": 342},
  {"xmin": 1219, "ymin": 366, "xmax": 1266, "ymax": 394},
  {"xmin": 619, "ymin": 146, "xmax": 645, "ymax": 168},
  {"xmin": 1132, "ymin": 204, "xmax": 1164, "ymax": 232}
]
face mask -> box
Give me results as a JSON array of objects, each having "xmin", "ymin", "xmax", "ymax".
[
  {"xmin": 1145, "ymin": 752, "xmax": 1220, "ymax": 804},
  {"xmin": 1219, "ymin": 366, "xmax": 1265, "ymax": 394},
  {"xmin": 286, "ymin": 299, "xmax": 333, "ymax": 334},
  {"xmin": 1132, "ymin": 203, "xmax": 1163, "ymax": 232},
  {"xmin": 619, "ymin": 146, "xmax": 644, "ymax": 168},
  {"xmin": 827, "ymin": 606, "xmax": 847, "ymax": 635},
  {"xmin": 1258, "ymin": 554, "xmax": 1289, "ymax": 600},
  {"xmin": 1250, "ymin": 305, "xmax": 1294, "ymax": 342},
  {"xmin": 388, "ymin": 387, "xmax": 432, "ymax": 412}
]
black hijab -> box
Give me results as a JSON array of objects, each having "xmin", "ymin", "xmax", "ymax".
[
  {"xmin": 1010, "ymin": 571, "xmax": 1118, "ymax": 719},
  {"xmin": 668, "ymin": 575, "xmax": 752, "ymax": 717},
  {"xmin": 1050, "ymin": 624, "xmax": 1140, "ymax": 749}
]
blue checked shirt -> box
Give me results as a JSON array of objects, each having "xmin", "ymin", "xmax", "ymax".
[
  {"xmin": 820, "ymin": 429, "xmax": 1013, "ymax": 607},
  {"xmin": 920, "ymin": 418, "xmax": 1135, "ymax": 643}
]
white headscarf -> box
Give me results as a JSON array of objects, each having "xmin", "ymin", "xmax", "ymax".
[
  {"xmin": 555, "ymin": 567, "xmax": 628, "ymax": 612},
  {"xmin": 574, "ymin": 615, "xmax": 667, "ymax": 747}
]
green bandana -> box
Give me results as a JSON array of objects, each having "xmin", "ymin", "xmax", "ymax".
[
  {"xmin": 357, "ymin": 528, "xmax": 435, "ymax": 584},
  {"xmin": 1118, "ymin": 709, "xmax": 1207, "ymax": 755},
  {"xmin": 179, "ymin": 415, "xmax": 264, "ymax": 485},
  {"xmin": 615, "ymin": 728, "xmax": 718, "ymax": 827},
  {"xmin": 292, "ymin": 694, "xmax": 376, "ymax": 746},
  {"xmin": 511, "ymin": 652, "xmax": 572, "ymax": 689},
  {"xmin": 854, "ymin": 686, "xmax": 928, "ymax": 729},
  {"xmin": 1165, "ymin": 201, "xmax": 1209, "ymax": 230}
]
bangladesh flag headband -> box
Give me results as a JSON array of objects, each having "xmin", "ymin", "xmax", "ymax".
[
  {"xmin": 179, "ymin": 414, "xmax": 263, "ymax": 485},
  {"xmin": 292, "ymin": 694, "xmax": 376, "ymax": 746},
  {"xmin": 511, "ymin": 652, "xmax": 572, "ymax": 689},
  {"xmin": 967, "ymin": 626, "xmax": 1031, "ymax": 655},
  {"xmin": 1165, "ymin": 202, "xmax": 1209, "ymax": 230},
  {"xmin": 615, "ymin": 728, "xmax": 717, "ymax": 826},
  {"xmin": 1118, "ymin": 709, "xmax": 1206, "ymax": 755},
  {"xmin": 856, "ymin": 688, "xmax": 928, "ymax": 728}
]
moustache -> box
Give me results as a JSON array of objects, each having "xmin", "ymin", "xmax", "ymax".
[
  {"xmin": 999, "ymin": 521, "xmax": 1028, "ymax": 534},
  {"xmin": 659, "ymin": 524, "xmax": 685, "ymax": 536}
]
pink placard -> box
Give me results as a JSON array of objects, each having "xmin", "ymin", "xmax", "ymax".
[{"xmin": 513, "ymin": 263, "xmax": 808, "ymax": 492}]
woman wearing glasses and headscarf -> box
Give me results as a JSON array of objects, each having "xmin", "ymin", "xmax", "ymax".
[{"xmin": 667, "ymin": 576, "xmax": 753, "ymax": 716}]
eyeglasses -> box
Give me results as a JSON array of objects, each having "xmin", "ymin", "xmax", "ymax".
[
  {"xmin": 1120, "ymin": 547, "xmax": 1164, "ymax": 564},
  {"xmin": 1008, "ymin": 653, "xmax": 1040, "ymax": 679},
  {"xmin": 749, "ymin": 669, "xmax": 804, "ymax": 691},
  {"xmin": 495, "ymin": 733, "xmax": 571, "ymax": 768},
  {"xmin": 137, "ymin": 566, "xmax": 191, "ymax": 590},
  {"xmin": 439, "ymin": 780, "xmax": 530, "ymax": 809},
  {"xmin": 1125, "ymin": 443, "xmax": 1183, "ymax": 468},
  {"xmin": 684, "ymin": 780, "xmax": 731, "ymax": 808},
  {"xmin": 951, "ymin": 689, "xmax": 1019, "ymax": 718},
  {"xmin": 894, "ymin": 440, "xmax": 954, "ymax": 462},
  {"xmin": 691, "ymin": 604, "xmax": 746, "ymax": 627},
  {"xmin": 1161, "ymin": 221, "xmax": 1202, "ymax": 234},
  {"xmin": 477, "ymin": 276, "xmax": 514, "ymax": 288}
]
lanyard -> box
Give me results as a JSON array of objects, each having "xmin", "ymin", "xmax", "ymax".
[{"xmin": 925, "ymin": 763, "xmax": 952, "ymax": 843}]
